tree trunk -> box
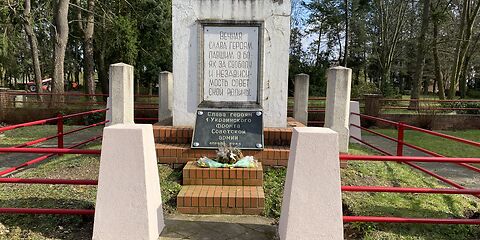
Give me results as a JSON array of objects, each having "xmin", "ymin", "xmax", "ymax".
[
  {"xmin": 410, "ymin": 0, "xmax": 431, "ymax": 109},
  {"xmin": 432, "ymin": 19, "xmax": 445, "ymax": 100},
  {"xmin": 343, "ymin": 0, "xmax": 349, "ymax": 67},
  {"xmin": 459, "ymin": 53, "xmax": 471, "ymax": 98},
  {"xmin": 75, "ymin": 0, "xmax": 96, "ymax": 101},
  {"xmin": 448, "ymin": 1, "xmax": 480, "ymax": 99},
  {"xmin": 23, "ymin": 0, "xmax": 44, "ymax": 101},
  {"xmin": 84, "ymin": 0, "xmax": 96, "ymax": 101},
  {"xmin": 52, "ymin": 0, "xmax": 70, "ymax": 103}
]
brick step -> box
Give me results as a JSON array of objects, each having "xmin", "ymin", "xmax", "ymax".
[
  {"xmin": 183, "ymin": 162, "xmax": 263, "ymax": 186},
  {"xmin": 153, "ymin": 117, "xmax": 304, "ymax": 146},
  {"xmin": 156, "ymin": 144, "xmax": 289, "ymax": 167},
  {"xmin": 177, "ymin": 186, "xmax": 264, "ymax": 215}
]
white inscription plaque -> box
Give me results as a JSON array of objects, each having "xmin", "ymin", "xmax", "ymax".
[{"xmin": 203, "ymin": 26, "xmax": 259, "ymax": 102}]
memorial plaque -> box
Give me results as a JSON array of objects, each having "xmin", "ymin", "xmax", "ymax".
[
  {"xmin": 203, "ymin": 25, "xmax": 260, "ymax": 103},
  {"xmin": 192, "ymin": 109, "xmax": 264, "ymax": 150}
]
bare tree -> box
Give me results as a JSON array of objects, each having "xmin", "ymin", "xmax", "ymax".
[
  {"xmin": 52, "ymin": 0, "xmax": 70, "ymax": 103},
  {"xmin": 22, "ymin": 0, "xmax": 43, "ymax": 101},
  {"xmin": 372, "ymin": 0, "xmax": 408, "ymax": 90},
  {"xmin": 448, "ymin": 0, "xmax": 480, "ymax": 99}
]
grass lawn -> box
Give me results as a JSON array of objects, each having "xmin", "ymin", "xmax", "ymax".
[
  {"xmin": 264, "ymin": 143, "xmax": 480, "ymax": 240},
  {"xmin": 0, "ymin": 126, "xmax": 479, "ymax": 239},
  {"xmin": 363, "ymin": 129, "xmax": 480, "ymax": 158}
]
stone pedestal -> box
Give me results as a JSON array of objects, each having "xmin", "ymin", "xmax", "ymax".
[
  {"xmin": 93, "ymin": 125, "xmax": 164, "ymax": 240},
  {"xmin": 93, "ymin": 63, "xmax": 164, "ymax": 240},
  {"xmin": 158, "ymin": 71, "xmax": 173, "ymax": 124},
  {"xmin": 364, "ymin": 94, "xmax": 383, "ymax": 117},
  {"xmin": 279, "ymin": 128, "xmax": 343, "ymax": 240},
  {"xmin": 293, "ymin": 74, "xmax": 309, "ymax": 125},
  {"xmin": 109, "ymin": 63, "xmax": 134, "ymax": 125},
  {"xmin": 324, "ymin": 67, "xmax": 352, "ymax": 153},
  {"xmin": 0, "ymin": 88, "xmax": 8, "ymax": 121},
  {"xmin": 349, "ymin": 101, "xmax": 362, "ymax": 143}
]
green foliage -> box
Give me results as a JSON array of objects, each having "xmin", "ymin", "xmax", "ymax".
[
  {"xmin": 351, "ymin": 81, "xmax": 381, "ymax": 98},
  {"xmin": 82, "ymin": 112, "xmax": 105, "ymax": 125},
  {"xmin": 158, "ymin": 165, "xmax": 182, "ymax": 213},
  {"xmin": 466, "ymin": 89, "xmax": 480, "ymax": 99},
  {"xmin": 263, "ymin": 167, "xmax": 286, "ymax": 219},
  {"xmin": 440, "ymin": 101, "xmax": 480, "ymax": 114},
  {"xmin": 111, "ymin": 16, "xmax": 139, "ymax": 65}
]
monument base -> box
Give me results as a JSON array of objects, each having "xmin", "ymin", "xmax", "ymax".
[
  {"xmin": 177, "ymin": 162, "xmax": 265, "ymax": 215},
  {"xmin": 153, "ymin": 117, "xmax": 304, "ymax": 167}
]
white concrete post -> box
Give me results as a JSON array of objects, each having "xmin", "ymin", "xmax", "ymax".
[
  {"xmin": 105, "ymin": 97, "xmax": 112, "ymax": 127},
  {"xmin": 279, "ymin": 127, "xmax": 344, "ymax": 240},
  {"xmin": 158, "ymin": 71, "xmax": 173, "ymax": 123},
  {"xmin": 109, "ymin": 63, "xmax": 134, "ymax": 125},
  {"xmin": 349, "ymin": 101, "xmax": 362, "ymax": 144},
  {"xmin": 293, "ymin": 74, "xmax": 309, "ymax": 125},
  {"xmin": 324, "ymin": 67, "xmax": 352, "ymax": 153},
  {"xmin": 93, "ymin": 63, "xmax": 164, "ymax": 240}
]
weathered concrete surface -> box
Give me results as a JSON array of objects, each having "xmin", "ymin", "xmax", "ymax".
[
  {"xmin": 172, "ymin": 0, "xmax": 291, "ymax": 127},
  {"xmin": 325, "ymin": 67, "xmax": 352, "ymax": 153},
  {"xmin": 349, "ymin": 101, "xmax": 361, "ymax": 144},
  {"xmin": 293, "ymin": 74, "xmax": 309, "ymax": 126},
  {"xmin": 159, "ymin": 71, "xmax": 173, "ymax": 123},
  {"xmin": 93, "ymin": 124, "xmax": 164, "ymax": 240},
  {"xmin": 279, "ymin": 127, "xmax": 343, "ymax": 240},
  {"xmin": 109, "ymin": 63, "xmax": 134, "ymax": 125}
]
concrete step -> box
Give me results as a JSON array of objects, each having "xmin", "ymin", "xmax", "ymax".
[
  {"xmin": 177, "ymin": 185, "xmax": 265, "ymax": 215},
  {"xmin": 156, "ymin": 144, "xmax": 289, "ymax": 167},
  {"xmin": 183, "ymin": 162, "xmax": 263, "ymax": 186}
]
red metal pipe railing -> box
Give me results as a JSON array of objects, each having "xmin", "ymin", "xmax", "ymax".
[
  {"xmin": 383, "ymin": 106, "xmax": 480, "ymax": 111},
  {"xmin": 402, "ymin": 125, "xmax": 480, "ymax": 148},
  {"xmin": 5, "ymin": 92, "xmax": 108, "ymax": 97},
  {"xmin": 134, "ymin": 117, "xmax": 159, "ymax": 121},
  {"xmin": 341, "ymin": 148, "xmax": 475, "ymax": 193},
  {"xmin": 380, "ymin": 98, "xmax": 480, "ymax": 103},
  {"xmin": 57, "ymin": 114, "xmax": 64, "ymax": 151},
  {"xmin": 343, "ymin": 216, "xmax": 480, "ymax": 224},
  {"xmin": 351, "ymin": 112, "xmax": 399, "ymax": 125},
  {"xmin": 339, "ymin": 155, "xmax": 480, "ymax": 164},
  {"xmin": 341, "ymin": 186, "xmax": 480, "ymax": 194},
  {"xmin": 0, "ymin": 135, "xmax": 102, "ymax": 176},
  {"xmin": 10, "ymin": 120, "xmax": 107, "ymax": 149},
  {"xmin": 0, "ymin": 148, "xmax": 101, "ymax": 155},
  {"xmin": 350, "ymin": 124, "xmax": 480, "ymax": 173},
  {"xmin": 0, "ymin": 208, "xmax": 95, "ymax": 215},
  {"xmin": 6, "ymin": 92, "xmax": 159, "ymax": 98},
  {"xmin": 0, "ymin": 178, "xmax": 97, "ymax": 185},
  {"xmin": 349, "ymin": 136, "xmax": 392, "ymax": 156},
  {"xmin": 0, "ymin": 109, "xmax": 107, "ymax": 133}
]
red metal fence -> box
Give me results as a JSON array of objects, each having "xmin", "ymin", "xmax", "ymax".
[
  {"xmin": 2, "ymin": 92, "xmax": 159, "ymax": 122},
  {"xmin": 345, "ymin": 112, "xmax": 480, "ymax": 225},
  {"xmin": 340, "ymin": 155, "xmax": 480, "ymax": 225},
  {"xmin": 0, "ymin": 109, "xmax": 105, "ymax": 214}
]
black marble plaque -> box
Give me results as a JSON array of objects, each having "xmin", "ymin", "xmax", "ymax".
[{"xmin": 192, "ymin": 109, "xmax": 264, "ymax": 150}]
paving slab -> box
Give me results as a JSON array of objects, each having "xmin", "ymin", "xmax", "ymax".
[{"xmin": 160, "ymin": 214, "xmax": 278, "ymax": 240}]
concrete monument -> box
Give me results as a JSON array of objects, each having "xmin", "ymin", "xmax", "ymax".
[{"xmin": 172, "ymin": 0, "xmax": 291, "ymax": 128}]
